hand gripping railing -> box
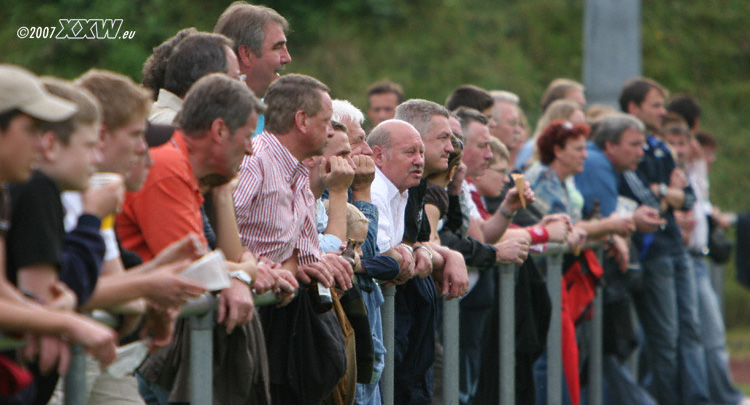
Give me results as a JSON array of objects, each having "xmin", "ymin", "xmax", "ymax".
[
  {"xmin": 379, "ymin": 243, "xmax": 604, "ymax": 405},
  {"xmin": 55, "ymin": 290, "xmax": 279, "ymax": 404}
]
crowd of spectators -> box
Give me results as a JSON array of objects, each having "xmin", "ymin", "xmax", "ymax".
[{"xmin": 0, "ymin": 2, "xmax": 745, "ymax": 405}]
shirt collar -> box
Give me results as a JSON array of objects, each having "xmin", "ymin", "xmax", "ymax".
[
  {"xmin": 375, "ymin": 166, "xmax": 407, "ymax": 202},
  {"xmin": 257, "ymin": 130, "xmax": 309, "ymax": 183},
  {"xmin": 155, "ymin": 89, "xmax": 183, "ymax": 111}
]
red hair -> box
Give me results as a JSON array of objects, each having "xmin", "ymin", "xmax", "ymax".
[{"xmin": 536, "ymin": 119, "xmax": 590, "ymax": 164}]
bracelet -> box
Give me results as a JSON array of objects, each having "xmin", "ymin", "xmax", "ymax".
[
  {"xmin": 498, "ymin": 206, "xmax": 516, "ymax": 219},
  {"xmin": 414, "ymin": 246, "xmax": 434, "ymax": 261},
  {"xmin": 526, "ymin": 225, "xmax": 549, "ymax": 245},
  {"xmin": 398, "ymin": 243, "xmax": 414, "ymax": 255}
]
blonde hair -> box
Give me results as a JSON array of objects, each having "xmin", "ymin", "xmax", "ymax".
[
  {"xmin": 321, "ymin": 200, "xmax": 370, "ymax": 238},
  {"xmin": 489, "ymin": 137, "xmax": 510, "ymax": 165},
  {"xmin": 77, "ymin": 69, "xmax": 151, "ymax": 131},
  {"xmin": 41, "ymin": 78, "xmax": 101, "ymax": 144}
]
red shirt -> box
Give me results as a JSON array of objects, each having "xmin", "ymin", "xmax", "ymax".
[{"xmin": 116, "ymin": 131, "xmax": 206, "ymax": 261}]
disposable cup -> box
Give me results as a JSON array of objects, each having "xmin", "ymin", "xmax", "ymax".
[{"xmin": 89, "ymin": 172, "xmax": 122, "ymax": 189}]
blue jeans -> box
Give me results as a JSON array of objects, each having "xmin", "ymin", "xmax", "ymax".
[
  {"xmin": 602, "ymin": 354, "xmax": 657, "ymax": 405},
  {"xmin": 354, "ymin": 276, "xmax": 385, "ymax": 405},
  {"xmin": 136, "ymin": 372, "xmax": 170, "ymax": 405},
  {"xmin": 634, "ymin": 251, "xmax": 709, "ymax": 405},
  {"xmin": 693, "ymin": 256, "xmax": 744, "ymax": 405},
  {"xmin": 533, "ymin": 350, "xmax": 573, "ymax": 405}
]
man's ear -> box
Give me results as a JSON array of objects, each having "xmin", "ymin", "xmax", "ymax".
[
  {"xmin": 627, "ymin": 101, "xmax": 639, "ymax": 116},
  {"xmin": 371, "ymin": 144, "xmax": 385, "ymax": 167},
  {"xmin": 209, "ymin": 117, "xmax": 229, "ymax": 143},
  {"xmin": 294, "ymin": 110, "xmax": 307, "ymax": 134},
  {"xmin": 237, "ymin": 45, "xmax": 254, "ymax": 68},
  {"xmin": 39, "ymin": 130, "xmax": 59, "ymax": 161}
]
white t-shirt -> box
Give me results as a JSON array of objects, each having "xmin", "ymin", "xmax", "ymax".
[{"xmin": 61, "ymin": 191, "xmax": 120, "ymax": 262}]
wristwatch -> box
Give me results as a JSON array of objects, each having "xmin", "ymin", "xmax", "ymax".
[
  {"xmin": 229, "ymin": 270, "xmax": 252, "ymax": 287},
  {"xmin": 657, "ymin": 183, "xmax": 668, "ymax": 198}
]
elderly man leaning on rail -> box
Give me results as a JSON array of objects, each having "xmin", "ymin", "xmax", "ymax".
[
  {"xmin": 331, "ymin": 99, "xmax": 402, "ymax": 405},
  {"xmin": 233, "ymin": 74, "xmax": 355, "ymax": 404},
  {"xmin": 368, "ymin": 98, "xmax": 471, "ymax": 405},
  {"xmin": 116, "ymin": 73, "xmax": 272, "ymax": 404}
]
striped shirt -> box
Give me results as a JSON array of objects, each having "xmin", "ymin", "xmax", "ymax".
[{"xmin": 234, "ymin": 131, "xmax": 322, "ymax": 265}]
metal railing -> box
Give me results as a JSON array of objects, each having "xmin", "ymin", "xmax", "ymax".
[
  {"xmin": 3, "ymin": 249, "xmax": 604, "ymax": 405},
  {"xmin": 6, "ymin": 212, "xmax": 740, "ymax": 405},
  {"xmin": 378, "ymin": 243, "xmax": 604, "ymax": 405},
  {"xmin": 0, "ymin": 291, "xmax": 280, "ymax": 404}
]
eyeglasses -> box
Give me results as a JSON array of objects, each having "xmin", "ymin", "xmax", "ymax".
[{"xmin": 489, "ymin": 168, "xmax": 509, "ymax": 177}]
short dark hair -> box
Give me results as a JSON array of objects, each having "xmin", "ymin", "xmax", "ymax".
[
  {"xmin": 445, "ymin": 84, "xmax": 493, "ymax": 113},
  {"xmin": 695, "ymin": 130, "xmax": 716, "ymax": 149},
  {"xmin": 536, "ymin": 120, "xmax": 590, "ymax": 165},
  {"xmin": 164, "ymin": 33, "xmax": 234, "ymax": 98},
  {"xmin": 264, "ymin": 74, "xmax": 329, "ymax": 135},
  {"xmin": 178, "ymin": 73, "xmax": 265, "ymax": 135},
  {"xmin": 141, "ymin": 27, "xmax": 198, "ymax": 100},
  {"xmin": 366, "ymin": 80, "xmax": 404, "ymax": 103},
  {"xmin": 662, "ymin": 113, "xmax": 690, "ymax": 142},
  {"xmin": 618, "ymin": 77, "xmax": 667, "ymax": 113},
  {"xmin": 0, "ymin": 109, "xmax": 23, "ymax": 131},
  {"xmin": 667, "ymin": 94, "xmax": 701, "ymax": 129}
]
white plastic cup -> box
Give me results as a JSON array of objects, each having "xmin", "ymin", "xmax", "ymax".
[
  {"xmin": 89, "ymin": 172, "xmax": 122, "ymax": 189},
  {"xmin": 89, "ymin": 172, "xmax": 123, "ymax": 230}
]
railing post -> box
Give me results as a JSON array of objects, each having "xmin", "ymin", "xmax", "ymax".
[
  {"xmin": 710, "ymin": 261, "xmax": 725, "ymax": 316},
  {"xmin": 546, "ymin": 254, "xmax": 563, "ymax": 405},
  {"xmin": 588, "ymin": 248, "xmax": 604, "ymax": 405},
  {"xmin": 64, "ymin": 344, "xmax": 87, "ymax": 405},
  {"xmin": 189, "ymin": 298, "xmax": 215, "ymax": 405},
  {"xmin": 442, "ymin": 297, "xmax": 460, "ymax": 405},
  {"xmin": 499, "ymin": 263, "xmax": 516, "ymax": 405},
  {"xmin": 381, "ymin": 284, "xmax": 396, "ymax": 405}
]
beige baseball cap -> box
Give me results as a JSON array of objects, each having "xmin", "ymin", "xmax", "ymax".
[{"xmin": 0, "ymin": 64, "xmax": 77, "ymax": 122}]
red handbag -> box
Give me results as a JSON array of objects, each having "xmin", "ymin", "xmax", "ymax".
[{"xmin": 563, "ymin": 249, "xmax": 603, "ymax": 323}]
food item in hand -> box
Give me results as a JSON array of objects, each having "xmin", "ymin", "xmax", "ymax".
[{"xmin": 511, "ymin": 173, "xmax": 526, "ymax": 208}]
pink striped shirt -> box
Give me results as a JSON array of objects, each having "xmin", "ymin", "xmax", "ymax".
[{"xmin": 234, "ymin": 130, "xmax": 322, "ymax": 265}]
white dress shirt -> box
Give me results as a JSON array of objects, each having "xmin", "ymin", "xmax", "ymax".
[{"xmin": 371, "ymin": 167, "xmax": 409, "ymax": 254}]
